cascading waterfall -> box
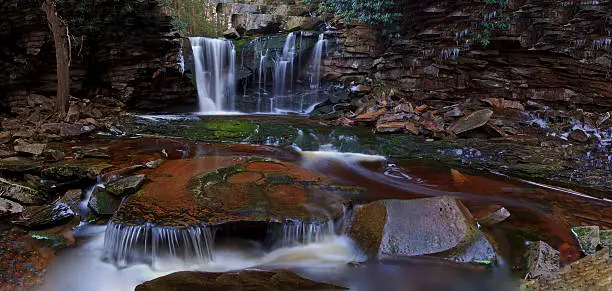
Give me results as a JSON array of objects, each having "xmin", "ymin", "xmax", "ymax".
[
  {"xmin": 309, "ymin": 33, "xmax": 326, "ymax": 89},
  {"xmin": 103, "ymin": 221, "xmax": 215, "ymax": 270},
  {"xmin": 268, "ymin": 219, "xmax": 335, "ymax": 248},
  {"xmin": 189, "ymin": 37, "xmax": 236, "ymax": 112},
  {"xmin": 273, "ymin": 32, "xmax": 297, "ymax": 110}
]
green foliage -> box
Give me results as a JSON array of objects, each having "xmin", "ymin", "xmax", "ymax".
[
  {"xmin": 472, "ymin": 0, "xmax": 513, "ymax": 47},
  {"xmin": 305, "ymin": 0, "xmax": 403, "ymax": 37},
  {"xmin": 166, "ymin": 0, "xmax": 222, "ymax": 37}
]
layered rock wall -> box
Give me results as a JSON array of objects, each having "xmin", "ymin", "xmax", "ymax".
[
  {"xmin": 0, "ymin": 0, "xmax": 193, "ymax": 111},
  {"xmin": 323, "ymin": 0, "xmax": 612, "ymax": 109}
]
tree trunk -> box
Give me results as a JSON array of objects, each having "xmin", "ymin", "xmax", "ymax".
[{"xmin": 42, "ymin": 0, "xmax": 70, "ymax": 117}]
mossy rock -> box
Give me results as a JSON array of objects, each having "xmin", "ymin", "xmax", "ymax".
[
  {"xmin": 0, "ymin": 177, "xmax": 48, "ymax": 205},
  {"xmin": 42, "ymin": 160, "xmax": 112, "ymax": 182}
]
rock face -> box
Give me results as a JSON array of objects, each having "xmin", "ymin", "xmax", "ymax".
[
  {"xmin": 0, "ymin": 0, "xmax": 194, "ymax": 111},
  {"xmin": 135, "ymin": 270, "xmax": 346, "ymax": 291},
  {"xmin": 114, "ymin": 157, "xmax": 353, "ymax": 226},
  {"xmin": 323, "ymin": 0, "xmax": 611, "ymax": 108},
  {"xmin": 348, "ymin": 197, "xmax": 496, "ymax": 263}
]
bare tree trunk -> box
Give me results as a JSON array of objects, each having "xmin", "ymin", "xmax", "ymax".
[{"xmin": 42, "ymin": 0, "xmax": 70, "ymax": 117}]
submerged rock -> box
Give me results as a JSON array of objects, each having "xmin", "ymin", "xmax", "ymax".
[
  {"xmin": 0, "ymin": 197, "xmax": 24, "ymax": 216},
  {"xmin": 105, "ymin": 174, "xmax": 146, "ymax": 196},
  {"xmin": 114, "ymin": 158, "xmax": 354, "ymax": 227},
  {"xmin": 474, "ymin": 205, "xmax": 511, "ymax": 226},
  {"xmin": 0, "ymin": 177, "xmax": 47, "ymax": 205},
  {"xmin": 348, "ymin": 196, "xmax": 496, "ymax": 263},
  {"xmin": 571, "ymin": 226, "xmax": 600, "ymax": 255},
  {"xmin": 525, "ymin": 241, "xmax": 560, "ymax": 280},
  {"xmin": 135, "ymin": 270, "xmax": 346, "ymax": 291}
]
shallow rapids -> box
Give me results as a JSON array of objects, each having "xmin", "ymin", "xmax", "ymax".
[{"xmin": 41, "ymin": 224, "xmax": 363, "ymax": 291}]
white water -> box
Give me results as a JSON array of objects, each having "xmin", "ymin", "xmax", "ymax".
[
  {"xmin": 309, "ymin": 33, "xmax": 326, "ymax": 89},
  {"xmin": 272, "ymin": 33, "xmax": 297, "ymax": 111},
  {"xmin": 190, "ymin": 37, "xmax": 236, "ymax": 112},
  {"xmin": 42, "ymin": 224, "xmax": 362, "ymax": 291}
]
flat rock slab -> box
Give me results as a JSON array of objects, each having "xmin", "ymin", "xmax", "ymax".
[
  {"xmin": 349, "ymin": 196, "xmax": 495, "ymax": 263},
  {"xmin": 114, "ymin": 157, "xmax": 355, "ymax": 226},
  {"xmin": 135, "ymin": 270, "xmax": 346, "ymax": 291},
  {"xmin": 0, "ymin": 177, "xmax": 46, "ymax": 205}
]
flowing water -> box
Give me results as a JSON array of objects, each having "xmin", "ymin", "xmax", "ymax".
[
  {"xmin": 190, "ymin": 37, "xmax": 236, "ymax": 112},
  {"xmin": 38, "ymin": 119, "xmax": 611, "ymax": 290}
]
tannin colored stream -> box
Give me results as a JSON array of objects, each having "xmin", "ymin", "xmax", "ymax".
[{"xmin": 40, "ymin": 117, "xmax": 611, "ymax": 291}]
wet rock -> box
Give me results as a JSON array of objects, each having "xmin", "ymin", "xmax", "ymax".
[
  {"xmin": 0, "ymin": 177, "xmax": 46, "ymax": 205},
  {"xmin": 145, "ymin": 159, "xmax": 163, "ymax": 169},
  {"xmin": 42, "ymin": 160, "xmax": 112, "ymax": 182},
  {"xmin": 482, "ymin": 98, "xmax": 525, "ymax": 111},
  {"xmin": 525, "ymin": 241, "xmax": 560, "ymax": 280},
  {"xmin": 443, "ymin": 106, "xmax": 463, "ymax": 118},
  {"xmin": 571, "ymin": 226, "xmax": 600, "ymax": 255},
  {"xmin": 0, "ymin": 149, "xmax": 17, "ymax": 159},
  {"xmin": 448, "ymin": 109, "xmax": 493, "ymax": 135},
  {"xmin": 474, "ymin": 205, "xmax": 510, "ymax": 226},
  {"xmin": 0, "ymin": 131, "xmax": 13, "ymax": 144},
  {"xmin": 59, "ymin": 189, "xmax": 83, "ymax": 215},
  {"xmin": 106, "ymin": 174, "xmax": 146, "ymax": 197},
  {"xmin": 103, "ymin": 165, "xmax": 146, "ymax": 183},
  {"xmin": 600, "ymin": 230, "xmax": 611, "ymax": 257},
  {"xmin": 222, "ymin": 28, "xmax": 240, "ymax": 39},
  {"xmin": 375, "ymin": 121, "xmax": 415, "ymax": 134},
  {"xmin": 135, "ymin": 270, "xmax": 346, "ymax": 291},
  {"xmin": 60, "ymin": 123, "xmax": 86, "ymax": 137},
  {"xmin": 44, "ymin": 149, "xmax": 65, "ymax": 162},
  {"xmin": 0, "ymin": 157, "xmax": 43, "ymax": 173},
  {"xmin": 0, "ymin": 197, "xmax": 24, "ymax": 216},
  {"xmin": 568, "ymin": 129, "xmax": 588, "ymax": 143},
  {"xmin": 14, "ymin": 141, "xmax": 46, "ymax": 156},
  {"xmin": 349, "ymin": 196, "xmax": 496, "ymax": 263},
  {"xmin": 88, "ymin": 186, "xmax": 121, "ymax": 216},
  {"xmin": 15, "ymin": 200, "xmax": 76, "ymax": 228}
]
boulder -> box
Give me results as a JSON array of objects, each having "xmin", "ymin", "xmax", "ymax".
[
  {"xmin": 103, "ymin": 165, "xmax": 146, "ymax": 183},
  {"xmin": 65, "ymin": 104, "xmax": 81, "ymax": 123},
  {"xmin": 222, "ymin": 28, "xmax": 240, "ymax": 39},
  {"xmin": 15, "ymin": 200, "xmax": 76, "ymax": 228},
  {"xmin": 14, "ymin": 141, "xmax": 46, "ymax": 156},
  {"xmin": 525, "ymin": 241, "xmax": 560, "ymax": 279},
  {"xmin": 105, "ymin": 174, "xmax": 146, "ymax": 196},
  {"xmin": 0, "ymin": 197, "xmax": 24, "ymax": 216},
  {"xmin": 60, "ymin": 123, "xmax": 85, "ymax": 137},
  {"xmin": 448, "ymin": 109, "xmax": 493, "ymax": 135},
  {"xmin": 348, "ymin": 197, "xmax": 496, "ymax": 263},
  {"xmin": 135, "ymin": 270, "xmax": 346, "ymax": 291},
  {"xmin": 88, "ymin": 186, "xmax": 121, "ymax": 215},
  {"xmin": 474, "ymin": 205, "xmax": 511, "ymax": 226},
  {"xmin": 60, "ymin": 189, "xmax": 83, "ymax": 215},
  {"xmin": 571, "ymin": 226, "xmax": 600, "ymax": 255},
  {"xmin": 0, "ymin": 177, "xmax": 47, "ymax": 205}
]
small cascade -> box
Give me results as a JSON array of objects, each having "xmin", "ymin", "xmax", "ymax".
[
  {"xmin": 267, "ymin": 219, "xmax": 335, "ymax": 248},
  {"xmin": 103, "ymin": 221, "xmax": 215, "ymax": 269},
  {"xmin": 309, "ymin": 33, "xmax": 327, "ymax": 89},
  {"xmin": 79, "ymin": 175, "xmax": 103, "ymax": 216},
  {"xmin": 273, "ymin": 33, "xmax": 297, "ymax": 109},
  {"xmin": 190, "ymin": 37, "xmax": 236, "ymax": 112}
]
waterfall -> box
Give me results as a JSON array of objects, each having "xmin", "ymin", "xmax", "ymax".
[
  {"xmin": 103, "ymin": 221, "xmax": 214, "ymax": 269},
  {"xmin": 272, "ymin": 33, "xmax": 297, "ymax": 110},
  {"xmin": 189, "ymin": 37, "xmax": 236, "ymax": 112},
  {"xmin": 309, "ymin": 33, "xmax": 326, "ymax": 89},
  {"xmin": 267, "ymin": 219, "xmax": 335, "ymax": 248}
]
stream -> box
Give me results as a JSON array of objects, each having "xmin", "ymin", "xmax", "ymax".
[{"xmin": 37, "ymin": 114, "xmax": 611, "ymax": 291}]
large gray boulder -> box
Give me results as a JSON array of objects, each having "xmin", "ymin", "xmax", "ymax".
[
  {"xmin": 88, "ymin": 186, "xmax": 121, "ymax": 215},
  {"xmin": 348, "ymin": 196, "xmax": 496, "ymax": 263},
  {"xmin": 105, "ymin": 174, "xmax": 146, "ymax": 196}
]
